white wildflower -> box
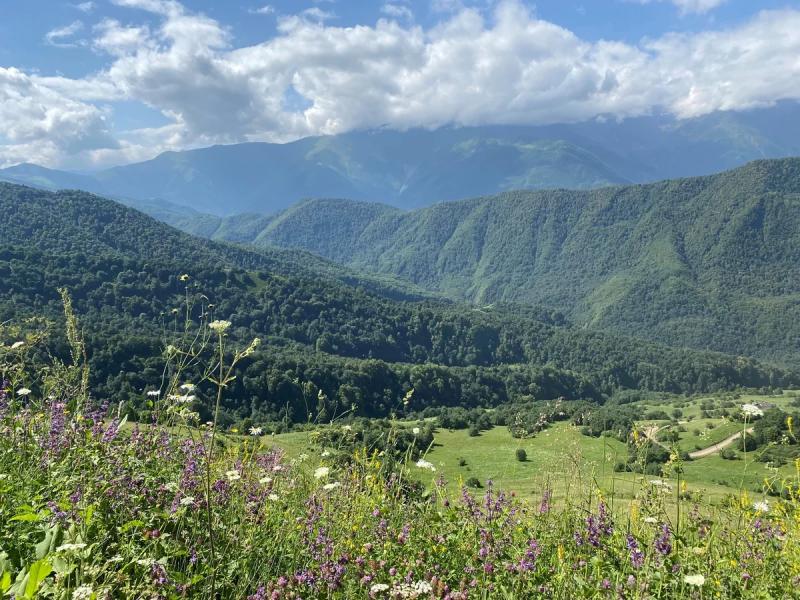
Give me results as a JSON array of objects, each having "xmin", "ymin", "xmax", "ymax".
[
  {"xmin": 249, "ymin": 426, "xmax": 263, "ymax": 436},
  {"xmin": 643, "ymin": 517, "xmax": 658, "ymax": 524},
  {"xmin": 226, "ymin": 470, "xmax": 241, "ymax": 482},
  {"xmin": 72, "ymin": 585, "xmax": 93, "ymax": 600},
  {"xmin": 323, "ymin": 482, "xmax": 341, "ymax": 491},
  {"xmin": 180, "ymin": 496, "xmax": 195, "ymax": 506},
  {"xmin": 370, "ymin": 583, "xmax": 390, "ymax": 593},
  {"xmin": 298, "ymin": 453, "xmax": 309, "ymax": 462},
  {"xmin": 742, "ymin": 404, "xmax": 764, "ymax": 417},
  {"xmin": 268, "ymin": 493, "xmax": 279, "ymax": 501},
  {"xmin": 135, "ymin": 558, "xmax": 155, "ymax": 566},
  {"xmin": 753, "ymin": 500, "xmax": 770, "ymax": 513},
  {"xmin": 412, "ymin": 427, "xmax": 420, "ymax": 435},
  {"xmin": 180, "ymin": 383, "xmax": 195, "ymax": 392},
  {"xmin": 314, "ymin": 466, "xmax": 330, "ymax": 479},
  {"xmin": 10, "ymin": 341, "xmax": 24, "ymax": 349},
  {"xmin": 415, "ymin": 459, "xmax": 436, "ymax": 472},
  {"xmin": 321, "ymin": 450, "xmax": 331, "ymax": 458},
  {"xmin": 16, "ymin": 387, "xmax": 31, "ymax": 397},
  {"xmin": 342, "ymin": 425, "xmax": 352, "ymax": 431},
  {"xmin": 209, "ymin": 320, "xmax": 231, "ymax": 333},
  {"xmin": 684, "ymin": 574, "xmax": 705, "ymax": 586},
  {"xmin": 146, "ymin": 390, "xmax": 160, "ymax": 397},
  {"xmin": 259, "ymin": 476, "xmax": 273, "ymax": 485}
]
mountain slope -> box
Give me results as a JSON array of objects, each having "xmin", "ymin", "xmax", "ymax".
[
  {"xmin": 199, "ymin": 158, "xmax": 800, "ymax": 364},
  {"xmin": 3, "ymin": 103, "xmax": 800, "ymax": 216},
  {"xmin": 1, "ymin": 182, "xmax": 792, "ymax": 425}
]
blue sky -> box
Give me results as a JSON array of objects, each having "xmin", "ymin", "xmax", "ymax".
[{"xmin": 0, "ymin": 0, "xmax": 798, "ymax": 168}]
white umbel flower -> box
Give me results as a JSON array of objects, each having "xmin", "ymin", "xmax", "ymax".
[
  {"xmin": 16, "ymin": 387, "xmax": 31, "ymax": 396},
  {"xmin": 314, "ymin": 466, "xmax": 330, "ymax": 479},
  {"xmin": 209, "ymin": 320, "xmax": 231, "ymax": 333},
  {"xmin": 415, "ymin": 459, "xmax": 436, "ymax": 471},
  {"xmin": 226, "ymin": 470, "xmax": 241, "ymax": 482},
  {"xmin": 742, "ymin": 404, "xmax": 764, "ymax": 417},
  {"xmin": 323, "ymin": 482, "xmax": 341, "ymax": 491},
  {"xmin": 684, "ymin": 574, "xmax": 705, "ymax": 586},
  {"xmin": 72, "ymin": 585, "xmax": 93, "ymax": 600}
]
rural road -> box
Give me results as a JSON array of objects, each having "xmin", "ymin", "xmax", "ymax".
[
  {"xmin": 688, "ymin": 428, "xmax": 754, "ymax": 459},
  {"xmin": 642, "ymin": 425, "xmax": 754, "ymax": 459}
]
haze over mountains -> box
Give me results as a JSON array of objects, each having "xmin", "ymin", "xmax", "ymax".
[{"xmin": 2, "ymin": 103, "xmax": 800, "ymax": 215}]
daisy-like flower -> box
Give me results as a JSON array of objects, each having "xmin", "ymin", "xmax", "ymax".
[
  {"xmin": 323, "ymin": 482, "xmax": 341, "ymax": 491},
  {"xmin": 146, "ymin": 390, "xmax": 160, "ymax": 397},
  {"xmin": 684, "ymin": 574, "xmax": 705, "ymax": 586},
  {"xmin": 314, "ymin": 466, "xmax": 330, "ymax": 479},
  {"xmin": 16, "ymin": 387, "xmax": 31, "ymax": 397},
  {"xmin": 209, "ymin": 320, "xmax": 231, "ymax": 333},
  {"xmin": 10, "ymin": 341, "xmax": 24, "ymax": 349},
  {"xmin": 249, "ymin": 426, "xmax": 263, "ymax": 436},
  {"xmin": 742, "ymin": 404, "xmax": 764, "ymax": 417},
  {"xmin": 412, "ymin": 427, "xmax": 420, "ymax": 435},
  {"xmin": 753, "ymin": 500, "xmax": 770, "ymax": 513},
  {"xmin": 415, "ymin": 459, "xmax": 436, "ymax": 471},
  {"xmin": 226, "ymin": 470, "xmax": 241, "ymax": 482}
]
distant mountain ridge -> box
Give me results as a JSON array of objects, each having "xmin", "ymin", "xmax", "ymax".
[
  {"xmin": 3, "ymin": 102, "xmax": 800, "ymax": 215},
  {"xmin": 182, "ymin": 158, "xmax": 800, "ymax": 365}
]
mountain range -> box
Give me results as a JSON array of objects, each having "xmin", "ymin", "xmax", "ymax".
[
  {"xmin": 1, "ymin": 181, "xmax": 791, "ymax": 425},
  {"xmin": 166, "ymin": 158, "xmax": 800, "ymax": 366},
  {"xmin": 2, "ymin": 102, "xmax": 800, "ymax": 215}
]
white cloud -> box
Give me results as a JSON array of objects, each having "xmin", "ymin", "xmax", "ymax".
[
  {"xmin": 634, "ymin": 0, "xmax": 727, "ymax": 16},
  {"xmin": 381, "ymin": 3, "xmax": 414, "ymax": 21},
  {"xmin": 249, "ymin": 5, "xmax": 275, "ymax": 15},
  {"xmin": 44, "ymin": 21, "xmax": 85, "ymax": 48},
  {"xmin": 73, "ymin": 1, "xmax": 96, "ymax": 13},
  {"xmin": 4, "ymin": 0, "xmax": 800, "ymax": 169}
]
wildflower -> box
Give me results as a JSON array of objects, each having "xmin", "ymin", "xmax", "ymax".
[
  {"xmin": 146, "ymin": 390, "xmax": 160, "ymax": 397},
  {"xmin": 268, "ymin": 493, "xmax": 279, "ymax": 501},
  {"xmin": 370, "ymin": 583, "xmax": 390, "ymax": 593},
  {"xmin": 180, "ymin": 496, "xmax": 195, "ymax": 506},
  {"xmin": 412, "ymin": 427, "xmax": 420, "ymax": 435},
  {"xmin": 16, "ymin": 387, "xmax": 31, "ymax": 396},
  {"xmin": 259, "ymin": 476, "xmax": 272, "ymax": 485},
  {"xmin": 226, "ymin": 470, "xmax": 241, "ymax": 482},
  {"xmin": 323, "ymin": 482, "xmax": 341, "ymax": 491},
  {"xmin": 179, "ymin": 274, "xmax": 190, "ymax": 281},
  {"xmin": 314, "ymin": 466, "xmax": 330, "ymax": 479},
  {"xmin": 10, "ymin": 341, "xmax": 24, "ymax": 349},
  {"xmin": 742, "ymin": 404, "xmax": 764, "ymax": 417},
  {"xmin": 209, "ymin": 320, "xmax": 231, "ymax": 333},
  {"xmin": 321, "ymin": 450, "xmax": 331, "ymax": 457},
  {"xmin": 180, "ymin": 383, "xmax": 195, "ymax": 392},
  {"xmin": 753, "ymin": 500, "xmax": 770, "ymax": 513},
  {"xmin": 684, "ymin": 574, "xmax": 705, "ymax": 586},
  {"xmin": 415, "ymin": 459, "xmax": 436, "ymax": 471},
  {"xmin": 249, "ymin": 426, "xmax": 263, "ymax": 436},
  {"xmin": 655, "ymin": 524, "xmax": 672, "ymax": 556},
  {"xmin": 72, "ymin": 585, "xmax": 93, "ymax": 600},
  {"xmin": 644, "ymin": 516, "xmax": 658, "ymax": 524}
]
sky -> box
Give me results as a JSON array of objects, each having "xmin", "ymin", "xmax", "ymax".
[{"xmin": 0, "ymin": 0, "xmax": 799, "ymax": 170}]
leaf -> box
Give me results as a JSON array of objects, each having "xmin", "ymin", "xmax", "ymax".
[
  {"xmin": 0, "ymin": 572, "xmax": 10, "ymax": 593},
  {"xmin": 10, "ymin": 512, "xmax": 40, "ymax": 522},
  {"xmin": 35, "ymin": 529, "xmax": 53, "ymax": 560},
  {"xmin": 23, "ymin": 559, "xmax": 52, "ymax": 598}
]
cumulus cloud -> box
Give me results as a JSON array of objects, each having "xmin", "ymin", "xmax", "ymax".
[
  {"xmin": 381, "ymin": 3, "xmax": 414, "ymax": 21},
  {"xmin": 3, "ymin": 0, "xmax": 800, "ymax": 168}
]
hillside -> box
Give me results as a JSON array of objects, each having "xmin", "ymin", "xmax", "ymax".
[
  {"xmin": 1, "ymin": 182, "xmax": 792, "ymax": 425},
  {"xmin": 194, "ymin": 159, "xmax": 800, "ymax": 365},
  {"xmin": 3, "ymin": 103, "xmax": 800, "ymax": 215}
]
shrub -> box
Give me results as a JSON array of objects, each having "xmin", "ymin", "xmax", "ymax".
[{"xmin": 515, "ymin": 448, "xmax": 527, "ymax": 462}]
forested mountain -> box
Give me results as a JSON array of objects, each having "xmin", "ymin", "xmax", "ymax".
[
  {"xmin": 2, "ymin": 103, "xmax": 800, "ymax": 215},
  {"xmin": 1, "ymin": 183, "xmax": 793, "ymax": 427},
  {"xmin": 190, "ymin": 159, "xmax": 800, "ymax": 365}
]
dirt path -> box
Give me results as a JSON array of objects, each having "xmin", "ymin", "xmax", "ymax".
[{"xmin": 688, "ymin": 427, "xmax": 753, "ymax": 459}]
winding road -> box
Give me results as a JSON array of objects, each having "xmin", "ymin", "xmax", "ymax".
[{"xmin": 642, "ymin": 425, "xmax": 754, "ymax": 459}]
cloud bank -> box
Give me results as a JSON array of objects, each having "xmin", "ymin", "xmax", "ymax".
[{"xmin": 2, "ymin": 0, "xmax": 799, "ymax": 168}]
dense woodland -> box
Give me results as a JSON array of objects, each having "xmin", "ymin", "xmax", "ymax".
[
  {"xmin": 182, "ymin": 159, "xmax": 800, "ymax": 366},
  {"xmin": 0, "ymin": 183, "xmax": 796, "ymax": 428}
]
